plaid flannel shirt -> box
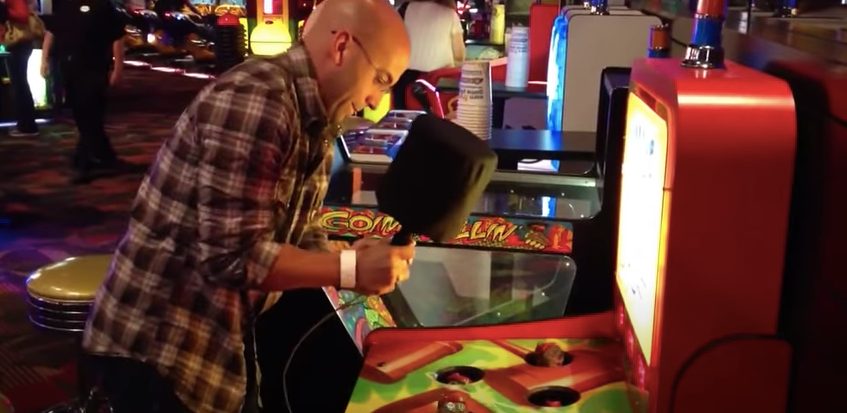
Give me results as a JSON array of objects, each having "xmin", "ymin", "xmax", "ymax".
[{"xmin": 82, "ymin": 44, "xmax": 334, "ymax": 413}]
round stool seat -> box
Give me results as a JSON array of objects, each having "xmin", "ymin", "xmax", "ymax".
[
  {"xmin": 27, "ymin": 255, "xmax": 111, "ymax": 302},
  {"xmin": 26, "ymin": 255, "xmax": 111, "ymax": 333}
]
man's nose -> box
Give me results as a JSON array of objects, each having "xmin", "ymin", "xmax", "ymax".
[{"xmin": 365, "ymin": 94, "xmax": 379, "ymax": 110}]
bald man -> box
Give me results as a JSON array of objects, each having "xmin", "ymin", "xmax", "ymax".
[{"xmin": 80, "ymin": 1, "xmax": 412, "ymax": 412}]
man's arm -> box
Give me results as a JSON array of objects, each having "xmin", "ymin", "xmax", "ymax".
[
  {"xmin": 106, "ymin": 1, "xmax": 126, "ymax": 86},
  {"xmin": 194, "ymin": 84, "xmax": 343, "ymax": 291},
  {"xmin": 40, "ymin": 31, "xmax": 54, "ymax": 78},
  {"xmin": 297, "ymin": 151, "xmax": 335, "ymax": 252},
  {"xmin": 110, "ymin": 37, "xmax": 124, "ymax": 85}
]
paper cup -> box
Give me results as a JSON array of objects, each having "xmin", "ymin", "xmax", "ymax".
[
  {"xmin": 505, "ymin": 26, "xmax": 530, "ymax": 89},
  {"xmin": 456, "ymin": 60, "xmax": 494, "ymax": 139}
]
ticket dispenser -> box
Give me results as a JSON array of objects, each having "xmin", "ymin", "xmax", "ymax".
[
  {"xmin": 250, "ymin": 0, "xmax": 293, "ymax": 55},
  {"xmin": 546, "ymin": 0, "xmax": 660, "ymax": 134},
  {"xmin": 615, "ymin": 1, "xmax": 795, "ymax": 412}
]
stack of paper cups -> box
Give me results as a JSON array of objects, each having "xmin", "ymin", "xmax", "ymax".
[
  {"xmin": 455, "ymin": 60, "xmax": 493, "ymax": 140},
  {"xmin": 505, "ymin": 26, "xmax": 530, "ymax": 89},
  {"xmin": 489, "ymin": 4, "xmax": 506, "ymax": 45}
]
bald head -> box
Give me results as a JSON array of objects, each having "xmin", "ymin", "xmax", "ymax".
[{"xmin": 302, "ymin": 0, "xmax": 410, "ymax": 123}]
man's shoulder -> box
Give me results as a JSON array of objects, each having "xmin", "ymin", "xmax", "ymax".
[
  {"xmin": 213, "ymin": 57, "xmax": 295, "ymax": 96},
  {"xmin": 188, "ymin": 58, "xmax": 299, "ymax": 130}
]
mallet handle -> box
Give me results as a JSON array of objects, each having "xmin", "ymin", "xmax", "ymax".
[{"xmin": 391, "ymin": 228, "xmax": 414, "ymax": 246}]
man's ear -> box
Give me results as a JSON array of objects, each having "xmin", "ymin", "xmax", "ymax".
[{"xmin": 331, "ymin": 31, "xmax": 351, "ymax": 66}]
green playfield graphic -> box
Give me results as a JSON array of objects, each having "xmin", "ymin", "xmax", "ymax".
[{"xmin": 346, "ymin": 338, "xmax": 636, "ymax": 412}]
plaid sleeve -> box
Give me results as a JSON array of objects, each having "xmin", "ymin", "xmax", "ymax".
[
  {"xmin": 297, "ymin": 151, "xmax": 334, "ymax": 252},
  {"xmin": 194, "ymin": 83, "xmax": 290, "ymax": 288},
  {"xmin": 298, "ymin": 212, "xmax": 330, "ymax": 252}
]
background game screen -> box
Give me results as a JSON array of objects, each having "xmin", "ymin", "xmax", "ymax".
[{"xmin": 615, "ymin": 92, "xmax": 669, "ymax": 365}]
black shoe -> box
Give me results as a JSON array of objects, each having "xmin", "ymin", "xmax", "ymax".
[
  {"xmin": 9, "ymin": 128, "xmax": 39, "ymax": 137},
  {"xmin": 71, "ymin": 169, "xmax": 96, "ymax": 185},
  {"xmin": 91, "ymin": 158, "xmax": 146, "ymax": 174},
  {"xmin": 71, "ymin": 158, "xmax": 145, "ymax": 184}
]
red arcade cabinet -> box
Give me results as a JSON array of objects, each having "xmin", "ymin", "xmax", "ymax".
[{"xmin": 342, "ymin": 1, "xmax": 798, "ymax": 411}]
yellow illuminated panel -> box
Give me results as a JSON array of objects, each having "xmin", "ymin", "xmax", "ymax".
[
  {"xmin": 615, "ymin": 92, "xmax": 669, "ymax": 366},
  {"xmin": 28, "ymin": 50, "xmax": 48, "ymax": 108},
  {"xmin": 250, "ymin": 18, "xmax": 292, "ymax": 55}
]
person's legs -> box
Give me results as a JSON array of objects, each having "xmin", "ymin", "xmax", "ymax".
[
  {"xmin": 62, "ymin": 60, "xmax": 117, "ymax": 172},
  {"xmin": 81, "ymin": 69, "xmax": 118, "ymax": 164},
  {"xmin": 86, "ymin": 355, "xmax": 190, "ymax": 413},
  {"xmin": 48, "ymin": 53, "xmax": 66, "ymax": 115},
  {"xmin": 7, "ymin": 43, "xmax": 38, "ymax": 135}
]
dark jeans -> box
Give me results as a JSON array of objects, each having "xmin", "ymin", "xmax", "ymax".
[
  {"xmin": 60, "ymin": 58, "xmax": 117, "ymax": 170},
  {"xmin": 88, "ymin": 354, "xmax": 261, "ymax": 413},
  {"xmin": 86, "ymin": 356, "xmax": 191, "ymax": 413},
  {"xmin": 7, "ymin": 42, "xmax": 38, "ymax": 132},
  {"xmin": 391, "ymin": 69, "xmax": 423, "ymax": 110}
]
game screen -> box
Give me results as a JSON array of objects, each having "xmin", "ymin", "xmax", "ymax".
[
  {"xmin": 341, "ymin": 129, "xmax": 406, "ymax": 164},
  {"xmin": 615, "ymin": 92, "xmax": 669, "ymax": 366}
]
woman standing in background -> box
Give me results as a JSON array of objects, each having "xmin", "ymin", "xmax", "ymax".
[
  {"xmin": 392, "ymin": 0, "xmax": 465, "ymax": 109},
  {"xmin": 2, "ymin": 0, "xmax": 40, "ymax": 137}
]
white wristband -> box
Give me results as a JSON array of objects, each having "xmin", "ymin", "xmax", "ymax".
[{"xmin": 339, "ymin": 250, "xmax": 357, "ymax": 289}]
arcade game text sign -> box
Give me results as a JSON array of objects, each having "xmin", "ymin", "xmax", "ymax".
[{"xmin": 320, "ymin": 206, "xmax": 574, "ymax": 254}]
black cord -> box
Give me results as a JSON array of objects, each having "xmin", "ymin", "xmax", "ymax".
[
  {"xmin": 667, "ymin": 333, "xmax": 785, "ymax": 413},
  {"xmin": 282, "ymin": 295, "xmax": 375, "ymax": 413}
]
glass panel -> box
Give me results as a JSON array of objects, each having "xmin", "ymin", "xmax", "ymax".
[
  {"xmin": 385, "ymin": 246, "xmax": 577, "ymax": 327},
  {"xmin": 329, "ymin": 180, "xmax": 601, "ymax": 221}
]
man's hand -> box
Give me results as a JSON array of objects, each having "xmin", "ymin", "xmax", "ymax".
[
  {"xmin": 40, "ymin": 60, "xmax": 49, "ymax": 78},
  {"xmin": 325, "ymin": 240, "xmax": 352, "ymax": 252},
  {"xmin": 351, "ymin": 238, "xmax": 415, "ymax": 296},
  {"xmin": 109, "ymin": 66, "xmax": 123, "ymax": 87},
  {"xmin": 350, "ymin": 237, "xmax": 382, "ymax": 251}
]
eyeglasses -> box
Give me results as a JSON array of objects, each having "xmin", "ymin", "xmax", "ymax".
[{"xmin": 331, "ymin": 30, "xmax": 393, "ymax": 93}]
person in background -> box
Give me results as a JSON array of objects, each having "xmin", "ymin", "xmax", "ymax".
[
  {"xmin": 391, "ymin": 0, "xmax": 465, "ymax": 109},
  {"xmin": 41, "ymin": 0, "xmax": 128, "ymax": 184},
  {"xmin": 1, "ymin": 0, "xmax": 40, "ymax": 137}
]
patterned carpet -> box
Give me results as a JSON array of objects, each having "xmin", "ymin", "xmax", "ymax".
[{"xmin": 0, "ymin": 68, "xmax": 208, "ymax": 413}]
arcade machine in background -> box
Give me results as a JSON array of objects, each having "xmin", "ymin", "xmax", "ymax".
[
  {"xmin": 119, "ymin": 3, "xmax": 220, "ymax": 73},
  {"xmin": 342, "ymin": 0, "xmax": 798, "ymax": 411},
  {"xmin": 270, "ymin": 71, "xmax": 631, "ymax": 411},
  {"xmin": 247, "ymin": 0, "xmax": 313, "ymax": 55},
  {"xmin": 326, "ymin": 83, "xmax": 632, "ymax": 326},
  {"xmin": 761, "ymin": 35, "xmax": 847, "ymax": 413},
  {"xmin": 546, "ymin": 0, "xmax": 659, "ymax": 139},
  {"xmin": 668, "ymin": 0, "xmax": 843, "ymax": 49}
]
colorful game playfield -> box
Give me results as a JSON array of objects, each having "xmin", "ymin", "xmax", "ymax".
[{"xmin": 345, "ymin": 337, "xmax": 634, "ymax": 412}]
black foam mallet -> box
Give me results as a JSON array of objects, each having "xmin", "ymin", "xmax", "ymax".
[{"xmin": 377, "ymin": 114, "xmax": 498, "ymax": 246}]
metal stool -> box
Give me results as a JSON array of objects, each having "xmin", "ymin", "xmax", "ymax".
[
  {"xmin": 26, "ymin": 255, "xmax": 110, "ymax": 332},
  {"xmin": 26, "ymin": 255, "xmax": 113, "ymax": 413}
]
